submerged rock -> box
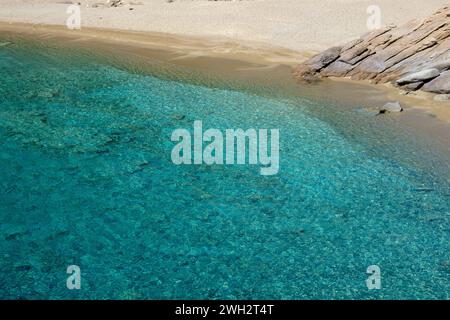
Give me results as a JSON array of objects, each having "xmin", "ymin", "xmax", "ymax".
[
  {"xmin": 15, "ymin": 265, "xmax": 32, "ymax": 272},
  {"xmin": 294, "ymin": 6, "xmax": 450, "ymax": 95}
]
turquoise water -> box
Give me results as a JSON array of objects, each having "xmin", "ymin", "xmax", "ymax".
[{"xmin": 0, "ymin": 38, "xmax": 449, "ymax": 300}]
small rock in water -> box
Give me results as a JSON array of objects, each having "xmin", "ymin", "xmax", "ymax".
[
  {"xmin": 38, "ymin": 89, "xmax": 59, "ymax": 98},
  {"xmin": 434, "ymin": 94, "xmax": 450, "ymax": 101},
  {"xmin": 378, "ymin": 101, "xmax": 403, "ymax": 114},
  {"xmin": 15, "ymin": 265, "xmax": 32, "ymax": 272},
  {"xmin": 414, "ymin": 188, "xmax": 434, "ymax": 193},
  {"xmin": 5, "ymin": 232, "xmax": 23, "ymax": 241}
]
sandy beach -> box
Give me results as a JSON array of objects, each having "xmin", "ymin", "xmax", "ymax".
[{"xmin": 0, "ymin": 0, "xmax": 449, "ymax": 52}]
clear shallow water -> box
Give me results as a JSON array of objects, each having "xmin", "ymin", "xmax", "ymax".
[{"xmin": 0, "ymin": 38, "xmax": 449, "ymax": 300}]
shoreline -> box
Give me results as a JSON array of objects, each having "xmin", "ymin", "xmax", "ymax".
[
  {"xmin": 1, "ymin": 22, "xmax": 450, "ymax": 147},
  {"xmin": 0, "ymin": 22, "xmax": 308, "ymax": 67}
]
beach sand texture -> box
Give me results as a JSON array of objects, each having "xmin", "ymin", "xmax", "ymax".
[{"xmin": 0, "ymin": 0, "xmax": 449, "ymax": 52}]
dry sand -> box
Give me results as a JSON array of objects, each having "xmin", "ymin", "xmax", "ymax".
[{"xmin": 0, "ymin": 0, "xmax": 449, "ymax": 52}]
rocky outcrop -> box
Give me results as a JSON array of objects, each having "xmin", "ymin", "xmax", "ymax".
[{"xmin": 294, "ymin": 6, "xmax": 450, "ymax": 95}]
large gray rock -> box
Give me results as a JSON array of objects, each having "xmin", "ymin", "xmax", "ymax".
[
  {"xmin": 294, "ymin": 6, "xmax": 450, "ymax": 95},
  {"xmin": 396, "ymin": 69, "xmax": 441, "ymax": 85},
  {"xmin": 422, "ymin": 71, "xmax": 450, "ymax": 93},
  {"xmin": 378, "ymin": 102, "xmax": 403, "ymax": 113}
]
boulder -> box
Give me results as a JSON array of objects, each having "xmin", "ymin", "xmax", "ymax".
[
  {"xmin": 422, "ymin": 71, "xmax": 450, "ymax": 93},
  {"xmin": 378, "ymin": 102, "xmax": 403, "ymax": 113},
  {"xmin": 396, "ymin": 69, "xmax": 441, "ymax": 85}
]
